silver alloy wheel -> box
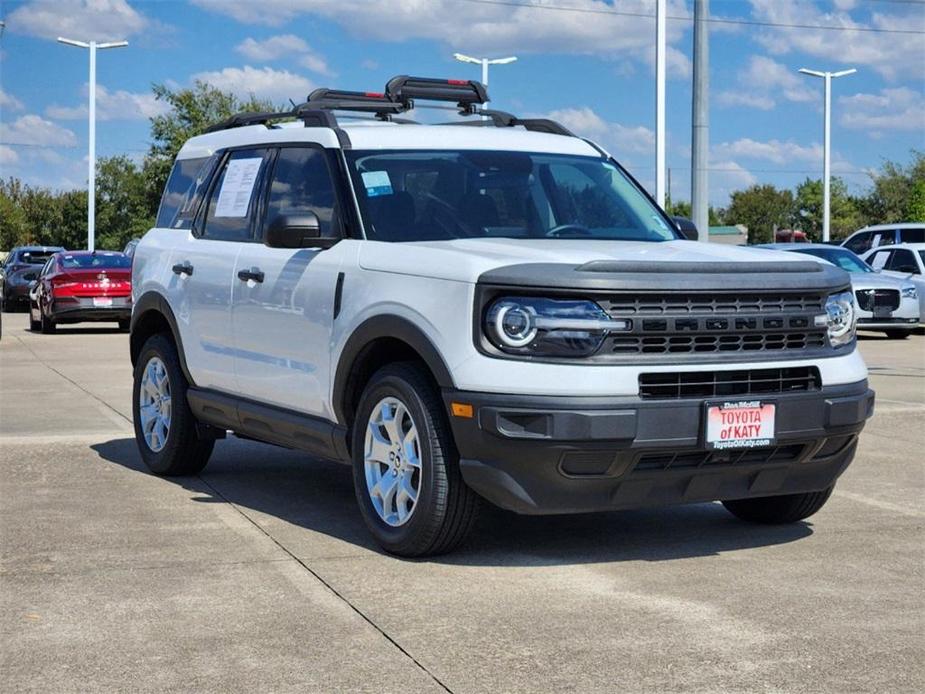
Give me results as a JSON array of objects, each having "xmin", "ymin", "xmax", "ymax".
[
  {"xmin": 138, "ymin": 356, "xmax": 172, "ymax": 453},
  {"xmin": 363, "ymin": 396, "xmax": 422, "ymax": 527}
]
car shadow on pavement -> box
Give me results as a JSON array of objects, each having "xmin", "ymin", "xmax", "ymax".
[{"xmin": 92, "ymin": 436, "xmax": 813, "ymax": 566}]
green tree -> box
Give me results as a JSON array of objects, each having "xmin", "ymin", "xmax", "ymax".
[
  {"xmin": 96, "ymin": 156, "xmax": 153, "ymax": 250},
  {"xmin": 794, "ymin": 176, "xmax": 862, "ymax": 241},
  {"xmin": 724, "ymin": 184, "xmax": 795, "ymax": 244},
  {"xmin": 143, "ymin": 81, "xmax": 278, "ymax": 216},
  {"xmin": 905, "ymin": 179, "xmax": 925, "ymax": 222},
  {"xmin": 860, "ymin": 150, "xmax": 925, "ymax": 223}
]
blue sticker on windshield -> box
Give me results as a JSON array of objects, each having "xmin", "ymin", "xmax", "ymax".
[{"xmin": 362, "ymin": 171, "xmax": 393, "ymax": 197}]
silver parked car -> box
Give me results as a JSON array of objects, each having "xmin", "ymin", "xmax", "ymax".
[
  {"xmin": 860, "ymin": 242, "xmax": 925, "ymax": 327},
  {"xmin": 758, "ymin": 243, "xmax": 919, "ymax": 339}
]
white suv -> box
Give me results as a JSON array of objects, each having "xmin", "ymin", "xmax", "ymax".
[{"xmin": 131, "ymin": 76, "xmax": 874, "ymax": 556}]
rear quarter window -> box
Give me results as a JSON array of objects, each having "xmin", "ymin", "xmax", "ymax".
[{"xmin": 156, "ymin": 156, "xmax": 217, "ymax": 229}]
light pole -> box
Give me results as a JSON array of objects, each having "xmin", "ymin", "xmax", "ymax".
[
  {"xmin": 453, "ymin": 53, "xmax": 517, "ymax": 113},
  {"xmin": 655, "ymin": 0, "xmax": 666, "ymax": 209},
  {"xmin": 57, "ymin": 37, "xmax": 128, "ymax": 252},
  {"xmin": 799, "ymin": 67, "xmax": 856, "ymax": 243}
]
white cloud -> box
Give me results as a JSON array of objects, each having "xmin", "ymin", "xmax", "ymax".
[
  {"xmin": 45, "ymin": 84, "xmax": 169, "ymax": 121},
  {"xmin": 717, "ymin": 55, "xmax": 814, "ymax": 111},
  {"xmin": 0, "ymin": 89, "xmax": 25, "ymax": 112},
  {"xmin": 713, "ymin": 138, "xmax": 822, "ymax": 165},
  {"xmin": 191, "ymin": 66, "xmax": 316, "ymax": 103},
  {"xmin": 7, "ymin": 0, "xmax": 149, "ymax": 41},
  {"xmin": 0, "ymin": 114, "xmax": 78, "ymax": 147},
  {"xmin": 194, "ymin": 0, "xmax": 692, "ymax": 77},
  {"xmin": 543, "ymin": 107, "xmax": 654, "ymax": 156},
  {"xmin": 709, "ymin": 159, "xmax": 758, "ymax": 194},
  {"xmin": 839, "ymin": 87, "xmax": 925, "ymax": 133},
  {"xmin": 748, "ymin": 0, "xmax": 925, "ymax": 80},
  {"xmin": 0, "ymin": 145, "xmax": 19, "ymax": 165},
  {"xmin": 236, "ymin": 34, "xmax": 332, "ymax": 75}
]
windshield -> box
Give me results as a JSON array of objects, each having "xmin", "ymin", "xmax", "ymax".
[
  {"xmin": 59, "ymin": 253, "xmax": 131, "ymax": 269},
  {"xmin": 345, "ymin": 150, "xmax": 677, "ymax": 243},
  {"xmin": 794, "ymin": 247, "xmax": 872, "ymax": 273},
  {"xmin": 15, "ymin": 250, "xmax": 59, "ymax": 266},
  {"xmin": 920, "ymin": 250, "xmax": 925, "ymax": 269}
]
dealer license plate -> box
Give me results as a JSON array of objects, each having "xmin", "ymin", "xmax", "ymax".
[
  {"xmin": 705, "ymin": 401, "xmax": 776, "ymax": 450},
  {"xmin": 93, "ymin": 297, "xmax": 113, "ymax": 307}
]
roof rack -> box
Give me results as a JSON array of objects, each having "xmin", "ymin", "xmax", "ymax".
[{"xmin": 203, "ymin": 74, "xmax": 574, "ymax": 137}]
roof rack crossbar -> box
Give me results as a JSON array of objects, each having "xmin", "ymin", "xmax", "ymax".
[{"xmin": 385, "ymin": 75, "xmax": 488, "ymax": 113}]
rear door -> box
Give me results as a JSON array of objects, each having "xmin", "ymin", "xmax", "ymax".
[
  {"xmin": 169, "ymin": 147, "xmax": 272, "ymax": 394},
  {"xmin": 230, "ymin": 144, "xmax": 349, "ymax": 418}
]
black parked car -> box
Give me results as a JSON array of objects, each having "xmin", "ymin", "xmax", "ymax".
[{"xmin": 1, "ymin": 246, "xmax": 65, "ymax": 312}]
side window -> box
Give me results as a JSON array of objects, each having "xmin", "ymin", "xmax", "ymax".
[
  {"xmin": 156, "ymin": 156, "xmax": 215, "ymax": 229},
  {"xmin": 202, "ymin": 149, "xmax": 270, "ymax": 242},
  {"xmin": 264, "ymin": 147, "xmax": 342, "ymax": 237},
  {"xmin": 844, "ymin": 232, "xmax": 872, "ymax": 254},
  {"xmin": 900, "ymin": 228, "xmax": 925, "ymax": 243},
  {"xmin": 888, "ymin": 249, "xmax": 920, "ymax": 274},
  {"xmin": 868, "ymin": 250, "xmax": 891, "ymax": 270}
]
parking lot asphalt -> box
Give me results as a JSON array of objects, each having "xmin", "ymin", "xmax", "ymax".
[{"xmin": 1, "ymin": 313, "xmax": 923, "ymax": 693}]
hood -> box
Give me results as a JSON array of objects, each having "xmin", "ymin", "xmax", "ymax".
[
  {"xmin": 358, "ymin": 238, "xmax": 799, "ymax": 284},
  {"xmin": 848, "ymin": 271, "xmax": 913, "ymax": 291}
]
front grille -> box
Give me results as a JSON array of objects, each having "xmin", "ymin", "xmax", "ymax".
[
  {"xmin": 604, "ymin": 293, "xmax": 825, "ymax": 316},
  {"xmin": 855, "ymin": 289, "xmax": 900, "ymax": 312},
  {"xmin": 633, "ymin": 444, "xmax": 805, "ymax": 473},
  {"xmin": 601, "ymin": 291, "xmax": 829, "ymax": 358},
  {"xmin": 638, "ymin": 366, "xmax": 821, "ymax": 399}
]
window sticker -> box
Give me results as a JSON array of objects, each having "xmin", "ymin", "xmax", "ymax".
[
  {"xmin": 215, "ymin": 157, "xmax": 263, "ymax": 217},
  {"xmin": 361, "ymin": 170, "xmax": 393, "ymax": 197}
]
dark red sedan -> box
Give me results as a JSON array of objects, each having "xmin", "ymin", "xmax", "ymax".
[{"xmin": 29, "ymin": 251, "xmax": 132, "ymax": 333}]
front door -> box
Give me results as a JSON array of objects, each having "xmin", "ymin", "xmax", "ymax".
[{"xmin": 231, "ymin": 145, "xmax": 349, "ymax": 419}]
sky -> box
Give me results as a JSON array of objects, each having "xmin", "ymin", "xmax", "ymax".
[{"xmin": 0, "ymin": 0, "xmax": 923, "ymax": 207}]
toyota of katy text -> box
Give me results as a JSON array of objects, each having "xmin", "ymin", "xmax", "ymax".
[{"xmin": 130, "ymin": 76, "xmax": 875, "ymax": 556}]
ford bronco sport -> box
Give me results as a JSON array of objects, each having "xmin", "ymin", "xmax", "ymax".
[{"xmin": 131, "ymin": 76, "xmax": 874, "ymax": 556}]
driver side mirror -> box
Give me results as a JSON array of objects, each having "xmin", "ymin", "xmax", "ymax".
[
  {"xmin": 673, "ymin": 216, "xmax": 699, "ymax": 241},
  {"xmin": 265, "ymin": 213, "xmax": 338, "ymax": 249}
]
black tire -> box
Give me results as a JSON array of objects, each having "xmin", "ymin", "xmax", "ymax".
[
  {"xmin": 133, "ymin": 333, "xmax": 213, "ymax": 476},
  {"xmin": 722, "ymin": 487, "xmax": 833, "ymax": 524},
  {"xmin": 351, "ymin": 362, "xmax": 480, "ymax": 557},
  {"xmin": 118, "ymin": 318, "xmax": 131, "ymax": 332},
  {"xmin": 885, "ymin": 330, "xmax": 911, "ymax": 339},
  {"xmin": 1, "ymin": 292, "xmax": 14, "ymax": 313},
  {"xmin": 40, "ymin": 308, "xmax": 55, "ymax": 334},
  {"xmin": 29, "ymin": 310, "xmax": 40, "ymax": 331}
]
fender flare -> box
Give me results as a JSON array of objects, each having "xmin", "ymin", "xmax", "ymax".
[
  {"xmin": 130, "ymin": 291, "xmax": 196, "ymax": 386},
  {"xmin": 332, "ymin": 314, "xmax": 455, "ymax": 424}
]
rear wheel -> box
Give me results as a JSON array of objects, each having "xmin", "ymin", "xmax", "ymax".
[
  {"xmin": 885, "ymin": 329, "xmax": 911, "ymax": 339},
  {"xmin": 722, "ymin": 487, "xmax": 833, "ymax": 524},
  {"xmin": 133, "ymin": 333, "xmax": 213, "ymax": 475},
  {"xmin": 1, "ymin": 291, "xmax": 14, "ymax": 313},
  {"xmin": 40, "ymin": 308, "xmax": 55, "ymax": 334},
  {"xmin": 351, "ymin": 362, "xmax": 480, "ymax": 557},
  {"xmin": 118, "ymin": 318, "xmax": 130, "ymax": 332}
]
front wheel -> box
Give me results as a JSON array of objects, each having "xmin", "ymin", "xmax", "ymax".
[
  {"xmin": 133, "ymin": 333, "xmax": 213, "ymax": 476},
  {"xmin": 118, "ymin": 318, "xmax": 131, "ymax": 332},
  {"xmin": 40, "ymin": 308, "xmax": 55, "ymax": 334},
  {"xmin": 722, "ymin": 487, "xmax": 833, "ymax": 524},
  {"xmin": 351, "ymin": 362, "xmax": 480, "ymax": 557},
  {"xmin": 885, "ymin": 329, "xmax": 911, "ymax": 339}
]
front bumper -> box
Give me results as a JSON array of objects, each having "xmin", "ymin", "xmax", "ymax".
[
  {"xmin": 444, "ymin": 380, "xmax": 874, "ymax": 514},
  {"xmin": 855, "ymin": 296, "xmax": 919, "ymax": 331}
]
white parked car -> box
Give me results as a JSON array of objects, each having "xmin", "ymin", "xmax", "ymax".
[
  {"xmin": 841, "ymin": 222, "xmax": 925, "ymax": 256},
  {"xmin": 860, "ymin": 243, "xmax": 925, "ymax": 326},
  {"xmin": 757, "ymin": 244, "xmax": 919, "ymax": 338},
  {"xmin": 130, "ymin": 76, "xmax": 874, "ymax": 556}
]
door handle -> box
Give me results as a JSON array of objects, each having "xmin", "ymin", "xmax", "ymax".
[
  {"xmin": 172, "ymin": 261, "xmax": 193, "ymax": 276},
  {"xmin": 237, "ymin": 267, "xmax": 265, "ymax": 283}
]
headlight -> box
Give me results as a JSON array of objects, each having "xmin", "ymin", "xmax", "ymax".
[
  {"xmin": 484, "ymin": 297, "xmax": 628, "ymax": 357},
  {"xmin": 821, "ymin": 290, "xmax": 855, "ymax": 347},
  {"xmin": 902, "ymin": 285, "xmax": 917, "ymax": 299}
]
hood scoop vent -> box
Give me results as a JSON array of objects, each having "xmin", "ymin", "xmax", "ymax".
[{"xmin": 575, "ymin": 260, "xmax": 822, "ymax": 275}]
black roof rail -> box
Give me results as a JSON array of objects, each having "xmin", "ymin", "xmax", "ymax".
[
  {"xmin": 304, "ymin": 88, "xmax": 405, "ymax": 116},
  {"xmin": 203, "ymin": 109, "xmax": 295, "ymax": 133},
  {"xmin": 445, "ymin": 109, "xmax": 576, "ymax": 137},
  {"xmin": 385, "ymin": 75, "xmax": 488, "ymax": 113}
]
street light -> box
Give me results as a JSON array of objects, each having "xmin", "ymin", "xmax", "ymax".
[
  {"xmin": 57, "ymin": 37, "xmax": 129, "ymax": 252},
  {"xmin": 799, "ymin": 67, "xmax": 856, "ymax": 243},
  {"xmin": 453, "ymin": 53, "xmax": 517, "ymax": 113}
]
